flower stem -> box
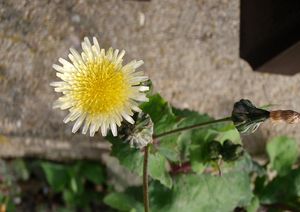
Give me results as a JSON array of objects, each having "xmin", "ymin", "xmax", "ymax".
[
  {"xmin": 143, "ymin": 144, "xmax": 150, "ymax": 212},
  {"xmin": 153, "ymin": 117, "xmax": 232, "ymax": 139}
]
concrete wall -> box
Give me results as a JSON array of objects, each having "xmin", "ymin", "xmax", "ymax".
[{"xmin": 0, "ymin": 0, "xmax": 299, "ymax": 158}]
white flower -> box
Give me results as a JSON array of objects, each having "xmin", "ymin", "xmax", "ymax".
[{"xmin": 51, "ymin": 37, "xmax": 149, "ymax": 137}]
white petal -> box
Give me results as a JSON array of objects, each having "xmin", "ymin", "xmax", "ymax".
[
  {"xmin": 133, "ymin": 60, "xmax": 144, "ymax": 69},
  {"xmin": 131, "ymin": 94, "xmax": 148, "ymax": 102},
  {"xmin": 53, "ymin": 99, "xmax": 72, "ymax": 110},
  {"xmin": 101, "ymin": 123, "xmax": 107, "ymax": 136},
  {"xmin": 113, "ymin": 49, "xmax": 119, "ymax": 60},
  {"xmin": 59, "ymin": 58, "xmax": 74, "ymax": 69},
  {"xmin": 138, "ymin": 86, "xmax": 149, "ymax": 92},
  {"xmin": 127, "ymin": 100, "xmax": 142, "ymax": 112},
  {"xmin": 117, "ymin": 50, "xmax": 125, "ymax": 61},
  {"xmin": 107, "ymin": 48, "xmax": 113, "ymax": 60},
  {"xmin": 131, "ymin": 105, "xmax": 142, "ymax": 112},
  {"xmin": 83, "ymin": 37, "xmax": 92, "ymax": 48},
  {"xmin": 82, "ymin": 38, "xmax": 94, "ymax": 61},
  {"xmin": 82, "ymin": 118, "xmax": 91, "ymax": 134},
  {"xmin": 112, "ymin": 115, "xmax": 122, "ymax": 127},
  {"xmin": 69, "ymin": 48, "xmax": 84, "ymax": 65},
  {"xmin": 80, "ymin": 52, "xmax": 89, "ymax": 63},
  {"xmin": 122, "ymin": 61, "xmax": 137, "ymax": 73},
  {"xmin": 129, "ymin": 76, "xmax": 149, "ymax": 84},
  {"xmin": 94, "ymin": 118, "xmax": 102, "ymax": 133},
  {"xmin": 68, "ymin": 53, "xmax": 84, "ymax": 71},
  {"xmin": 82, "ymin": 45, "xmax": 93, "ymax": 61},
  {"xmin": 122, "ymin": 113, "xmax": 135, "ymax": 124},
  {"xmin": 50, "ymin": 81, "xmax": 65, "ymax": 87},
  {"xmin": 89, "ymin": 122, "xmax": 97, "ymax": 137},
  {"xmin": 100, "ymin": 49, "xmax": 105, "ymax": 57},
  {"xmin": 54, "ymin": 84, "xmax": 70, "ymax": 92},
  {"xmin": 92, "ymin": 37, "xmax": 100, "ymax": 54},
  {"xmin": 52, "ymin": 64, "xmax": 65, "ymax": 73},
  {"xmin": 56, "ymin": 72, "xmax": 72, "ymax": 82},
  {"xmin": 110, "ymin": 122, "xmax": 117, "ymax": 136},
  {"xmin": 63, "ymin": 110, "xmax": 81, "ymax": 123},
  {"xmin": 72, "ymin": 114, "xmax": 86, "ymax": 133}
]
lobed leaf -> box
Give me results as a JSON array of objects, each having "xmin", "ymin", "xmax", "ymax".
[{"xmin": 150, "ymin": 172, "xmax": 253, "ymax": 212}]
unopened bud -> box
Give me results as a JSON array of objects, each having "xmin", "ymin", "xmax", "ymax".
[
  {"xmin": 232, "ymin": 99, "xmax": 270, "ymax": 134},
  {"xmin": 221, "ymin": 140, "xmax": 244, "ymax": 162}
]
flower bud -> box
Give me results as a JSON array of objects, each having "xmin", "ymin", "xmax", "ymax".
[
  {"xmin": 231, "ymin": 99, "xmax": 270, "ymax": 134},
  {"xmin": 221, "ymin": 140, "xmax": 244, "ymax": 162}
]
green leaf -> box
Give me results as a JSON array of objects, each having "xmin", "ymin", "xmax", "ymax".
[
  {"xmin": 110, "ymin": 136, "xmax": 144, "ymax": 176},
  {"xmin": 259, "ymin": 168, "xmax": 300, "ymax": 209},
  {"xmin": 215, "ymin": 124, "xmax": 241, "ymax": 144},
  {"xmin": 149, "ymin": 152, "xmax": 172, "ymax": 188},
  {"xmin": 69, "ymin": 175, "xmax": 84, "ymax": 194},
  {"xmin": 233, "ymin": 153, "xmax": 266, "ymax": 176},
  {"xmin": 150, "ymin": 171, "xmax": 253, "ymax": 212},
  {"xmin": 63, "ymin": 188, "xmax": 96, "ymax": 208},
  {"xmin": 267, "ymin": 136, "xmax": 298, "ymax": 176},
  {"xmin": 246, "ymin": 196, "xmax": 260, "ymax": 212},
  {"xmin": 80, "ymin": 162, "xmax": 105, "ymax": 184},
  {"xmin": 189, "ymin": 128, "xmax": 220, "ymax": 173},
  {"xmin": 40, "ymin": 162, "xmax": 69, "ymax": 192},
  {"xmin": 141, "ymin": 94, "xmax": 176, "ymax": 131},
  {"xmin": 104, "ymin": 193, "xmax": 141, "ymax": 211},
  {"xmin": 11, "ymin": 159, "xmax": 29, "ymax": 181},
  {"xmin": 109, "ymin": 136, "xmax": 172, "ymax": 188},
  {"xmin": 104, "ymin": 187, "xmax": 144, "ymax": 212},
  {"xmin": 63, "ymin": 189, "xmax": 76, "ymax": 207}
]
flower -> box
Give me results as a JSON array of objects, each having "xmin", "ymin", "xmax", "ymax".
[{"xmin": 51, "ymin": 37, "xmax": 149, "ymax": 137}]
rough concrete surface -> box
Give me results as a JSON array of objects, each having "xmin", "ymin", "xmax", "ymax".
[{"xmin": 0, "ymin": 0, "xmax": 300, "ymax": 159}]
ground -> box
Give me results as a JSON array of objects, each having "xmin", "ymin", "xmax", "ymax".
[{"xmin": 0, "ymin": 0, "xmax": 300, "ymax": 159}]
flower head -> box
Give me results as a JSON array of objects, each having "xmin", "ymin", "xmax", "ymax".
[{"xmin": 51, "ymin": 37, "xmax": 149, "ymax": 137}]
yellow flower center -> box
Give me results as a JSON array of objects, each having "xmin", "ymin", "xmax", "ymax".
[{"xmin": 71, "ymin": 59, "xmax": 130, "ymax": 116}]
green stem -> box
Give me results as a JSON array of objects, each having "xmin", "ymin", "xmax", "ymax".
[
  {"xmin": 153, "ymin": 117, "xmax": 232, "ymax": 139},
  {"xmin": 216, "ymin": 158, "xmax": 223, "ymax": 177},
  {"xmin": 143, "ymin": 144, "xmax": 150, "ymax": 212}
]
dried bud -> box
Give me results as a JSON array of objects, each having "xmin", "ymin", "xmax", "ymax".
[
  {"xmin": 119, "ymin": 112, "xmax": 153, "ymax": 149},
  {"xmin": 232, "ymin": 99, "xmax": 270, "ymax": 134},
  {"xmin": 221, "ymin": 140, "xmax": 244, "ymax": 162},
  {"xmin": 270, "ymin": 110, "xmax": 300, "ymax": 124}
]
